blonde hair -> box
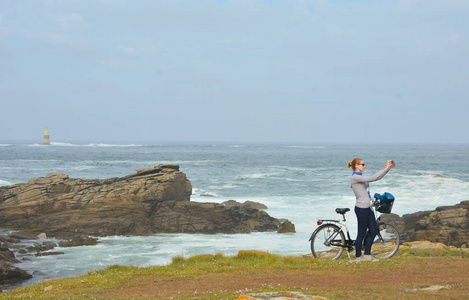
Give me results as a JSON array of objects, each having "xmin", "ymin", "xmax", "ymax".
[{"xmin": 347, "ymin": 158, "xmax": 363, "ymax": 171}]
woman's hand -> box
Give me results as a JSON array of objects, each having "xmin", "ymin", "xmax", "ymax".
[{"xmin": 385, "ymin": 160, "xmax": 396, "ymax": 171}]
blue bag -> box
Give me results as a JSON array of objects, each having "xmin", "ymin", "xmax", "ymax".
[{"xmin": 373, "ymin": 192, "xmax": 395, "ymax": 213}]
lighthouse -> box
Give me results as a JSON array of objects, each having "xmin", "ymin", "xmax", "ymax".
[{"xmin": 43, "ymin": 129, "xmax": 50, "ymax": 145}]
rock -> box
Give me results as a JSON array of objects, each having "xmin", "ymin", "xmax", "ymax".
[
  {"xmin": 244, "ymin": 201, "xmax": 268, "ymax": 210},
  {"xmin": 42, "ymin": 241, "xmax": 58, "ymax": 250},
  {"xmin": 0, "ymin": 235, "xmax": 19, "ymax": 247},
  {"xmin": 382, "ymin": 201, "xmax": 469, "ymax": 247},
  {"xmin": 222, "ymin": 200, "xmax": 268, "ymax": 210},
  {"xmin": 58, "ymin": 236, "xmax": 99, "ymax": 247},
  {"xmin": 401, "ymin": 241, "xmax": 447, "ymax": 251},
  {"xmin": 35, "ymin": 251, "xmax": 65, "ymax": 257},
  {"xmin": 150, "ymin": 201, "xmax": 280, "ymax": 233},
  {"xmin": 25, "ymin": 241, "xmax": 58, "ymax": 253},
  {"xmin": 243, "ymin": 291, "xmax": 327, "ymax": 300},
  {"xmin": 0, "ymin": 165, "xmax": 291, "ymax": 237},
  {"xmin": 0, "ymin": 261, "xmax": 32, "ymax": 284},
  {"xmin": 0, "ymin": 247, "xmax": 20, "ymax": 264},
  {"xmin": 460, "ymin": 201, "xmax": 469, "ymax": 210},
  {"xmin": 277, "ymin": 220, "xmax": 296, "ymax": 233},
  {"xmin": 38, "ymin": 233, "xmax": 47, "ymax": 239},
  {"xmin": 9, "ymin": 232, "xmax": 39, "ymax": 240}
]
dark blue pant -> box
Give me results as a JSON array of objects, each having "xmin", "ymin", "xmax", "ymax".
[{"xmin": 354, "ymin": 206, "xmax": 378, "ymax": 257}]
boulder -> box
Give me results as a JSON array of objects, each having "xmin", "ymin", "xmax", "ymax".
[
  {"xmin": 0, "ymin": 165, "xmax": 290, "ymax": 237},
  {"xmin": 0, "ymin": 247, "xmax": 19, "ymax": 264},
  {"xmin": 0, "ymin": 261, "xmax": 32, "ymax": 285},
  {"xmin": 58, "ymin": 236, "xmax": 99, "ymax": 247},
  {"xmin": 381, "ymin": 201, "xmax": 469, "ymax": 247},
  {"xmin": 277, "ymin": 220, "xmax": 296, "ymax": 233},
  {"xmin": 25, "ymin": 241, "xmax": 58, "ymax": 253},
  {"xmin": 35, "ymin": 251, "xmax": 65, "ymax": 257},
  {"xmin": 8, "ymin": 232, "xmax": 39, "ymax": 240}
]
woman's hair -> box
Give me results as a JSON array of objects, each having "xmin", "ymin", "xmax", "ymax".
[{"xmin": 347, "ymin": 158, "xmax": 363, "ymax": 171}]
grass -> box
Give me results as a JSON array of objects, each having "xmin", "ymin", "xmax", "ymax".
[{"xmin": 1, "ymin": 248, "xmax": 468, "ymax": 299}]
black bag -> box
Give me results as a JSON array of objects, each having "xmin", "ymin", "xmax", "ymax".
[{"xmin": 373, "ymin": 192, "xmax": 395, "ymax": 213}]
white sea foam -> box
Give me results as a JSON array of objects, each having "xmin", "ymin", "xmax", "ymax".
[
  {"xmin": 283, "ymin": 145, "xmax": 326, "ymax": 149},
  {"xmin": 51, "ymin": 142, "xmax": 76, "ymax": 146},
  {"xmin": 0, "ymin": 179, "xmax": 12, "ymax": 186},
  {"xmin": 237, "ymin": 172, "xmax": 280, "ymax": 179},
  {"xmin": 87, "ymin": 143, "xmax": 142, "ymax": 147},
  {"xmin": 24, "ymin": 142, "xmax": 145, "ymax": 147}
]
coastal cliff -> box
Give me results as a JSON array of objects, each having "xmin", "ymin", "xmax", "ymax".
[{"xmin": 0, "ymin": 164, "xmax": 287, "ymax": 238}]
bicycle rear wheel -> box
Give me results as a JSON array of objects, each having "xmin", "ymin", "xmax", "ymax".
[
  {"xmin": 311, "ymin": 224, "xmax": 345, "ymax": 260},
  {"xmin": 370, "ymin": 223, "xmax": 400, "ymax": 259}
]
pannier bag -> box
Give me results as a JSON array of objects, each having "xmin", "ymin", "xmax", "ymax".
[{"xmin": 373, "ymin": 192, "xmax": 395, "ymax": 213}]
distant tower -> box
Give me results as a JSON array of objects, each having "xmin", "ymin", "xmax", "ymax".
[{"xmin": 43, "ymin": 129, "xmax": 50, "ymax": 145}]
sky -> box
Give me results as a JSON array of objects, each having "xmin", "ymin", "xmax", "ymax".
[{"xmin": 1, "ymin": 0, "xmax": 468, "ymax": 144}]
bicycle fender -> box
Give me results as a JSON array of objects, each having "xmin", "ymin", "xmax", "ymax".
[
  {"xmin": 308, "ymin": 228, "xmax": 319, "ymax": 241},
  {"xmin": 309, "ymin": 224, "xmax": 326, "ymax": 241}
]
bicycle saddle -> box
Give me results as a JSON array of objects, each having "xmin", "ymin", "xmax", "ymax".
[{"xmin": 335, "ymin": 208, "xmax": 350, "ymax": 214}]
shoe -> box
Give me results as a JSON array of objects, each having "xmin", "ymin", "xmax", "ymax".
[
  {"xmin": 352, "ymin": 256, "xmax": 365, "ymax": 262},
  {"xmin": 363, "ymin": 255, "xmax": 379, "ymax": 262}
]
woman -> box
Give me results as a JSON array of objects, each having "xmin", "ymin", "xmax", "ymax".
[{"xmin": 347, "ymin": 158, "xmax": 395, "ymax": 261}]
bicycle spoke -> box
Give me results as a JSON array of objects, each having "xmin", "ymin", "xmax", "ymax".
[
  {"xmin": 370, "ymin": 223, "xmax": 400, "ymax": 259},
  {"xmin": 311, "ymin": 224, "xmax": 345, "ymax": 260}
]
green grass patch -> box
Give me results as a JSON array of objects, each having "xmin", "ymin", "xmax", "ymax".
[{"xmin": 1, "ymin": 248, "xmax": 468, "ymax": 299}]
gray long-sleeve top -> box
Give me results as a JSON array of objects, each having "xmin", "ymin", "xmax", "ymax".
[{"xmin": 351, "ymin": 169, "xmax": 389, "ymax": 208}]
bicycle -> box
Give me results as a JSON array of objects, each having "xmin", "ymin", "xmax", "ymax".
[{"xmin": 309, "ymin": 197, "xmax": 400, "ymax": 260}]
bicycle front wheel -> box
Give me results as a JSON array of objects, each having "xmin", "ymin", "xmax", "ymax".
[
  {"xmin": 311, "ymin": 224, "xmax": 345, "ymax": 260},
  {"xmin": 370, "ymin": 223, "xmax": 400, "ymax": 259}
]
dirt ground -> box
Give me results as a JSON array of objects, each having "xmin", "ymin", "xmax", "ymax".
[{"xmin": 94, "ymin": 256, "xmax": 469, "ymax": 299}]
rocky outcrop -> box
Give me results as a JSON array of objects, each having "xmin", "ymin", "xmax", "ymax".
[
  {"xmin": 380, "ymin": 200, "xmax": 469, "ymax": 247},
  {"xmin": 0, "ymin": 165, "xmax": 287, "ymax": 238},
  {"xmin": 277, "ymin": 220, "xmax": 296, "ymax": 233},
  {"xmin": 222, "ymin": 200, "xmax": 268, "ymax": 210},
  {"xmin": 0, "ymin": 232, "xmax": 100, "ymax": 286},
  {"xmin": 0, "ymin": 260, "xmax": 32, "ymax": 285}
]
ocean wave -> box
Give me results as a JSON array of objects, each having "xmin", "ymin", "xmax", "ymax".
[
  {"xmin": 87, "ymin": 143, "xmax": 143, "ymax": 147},
  {"xmin": 283, "ymin": 145, "xmax": 326, "ymax": 149},
  {"xmin": 0, "ymin": 179, "xmax": 12, "ymax": 186},
  {"xmin": 191, "ymin": 188, "xmax": 221, "ymax": 197},
  {"xmin": 237, "ymin": 172, "xmax": 280, "ymax": 179},
  {"xmin": 70, "ymin": 165, "xmax": 98, "ymax": 171},
  {"xmin": 24, "ymin": 142, "xmax": 145, "ymax": 147}
]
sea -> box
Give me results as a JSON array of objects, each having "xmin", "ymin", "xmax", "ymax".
[{"xmin": 1, "ymin": 141, "xmax": 468, "ymax": 289}]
